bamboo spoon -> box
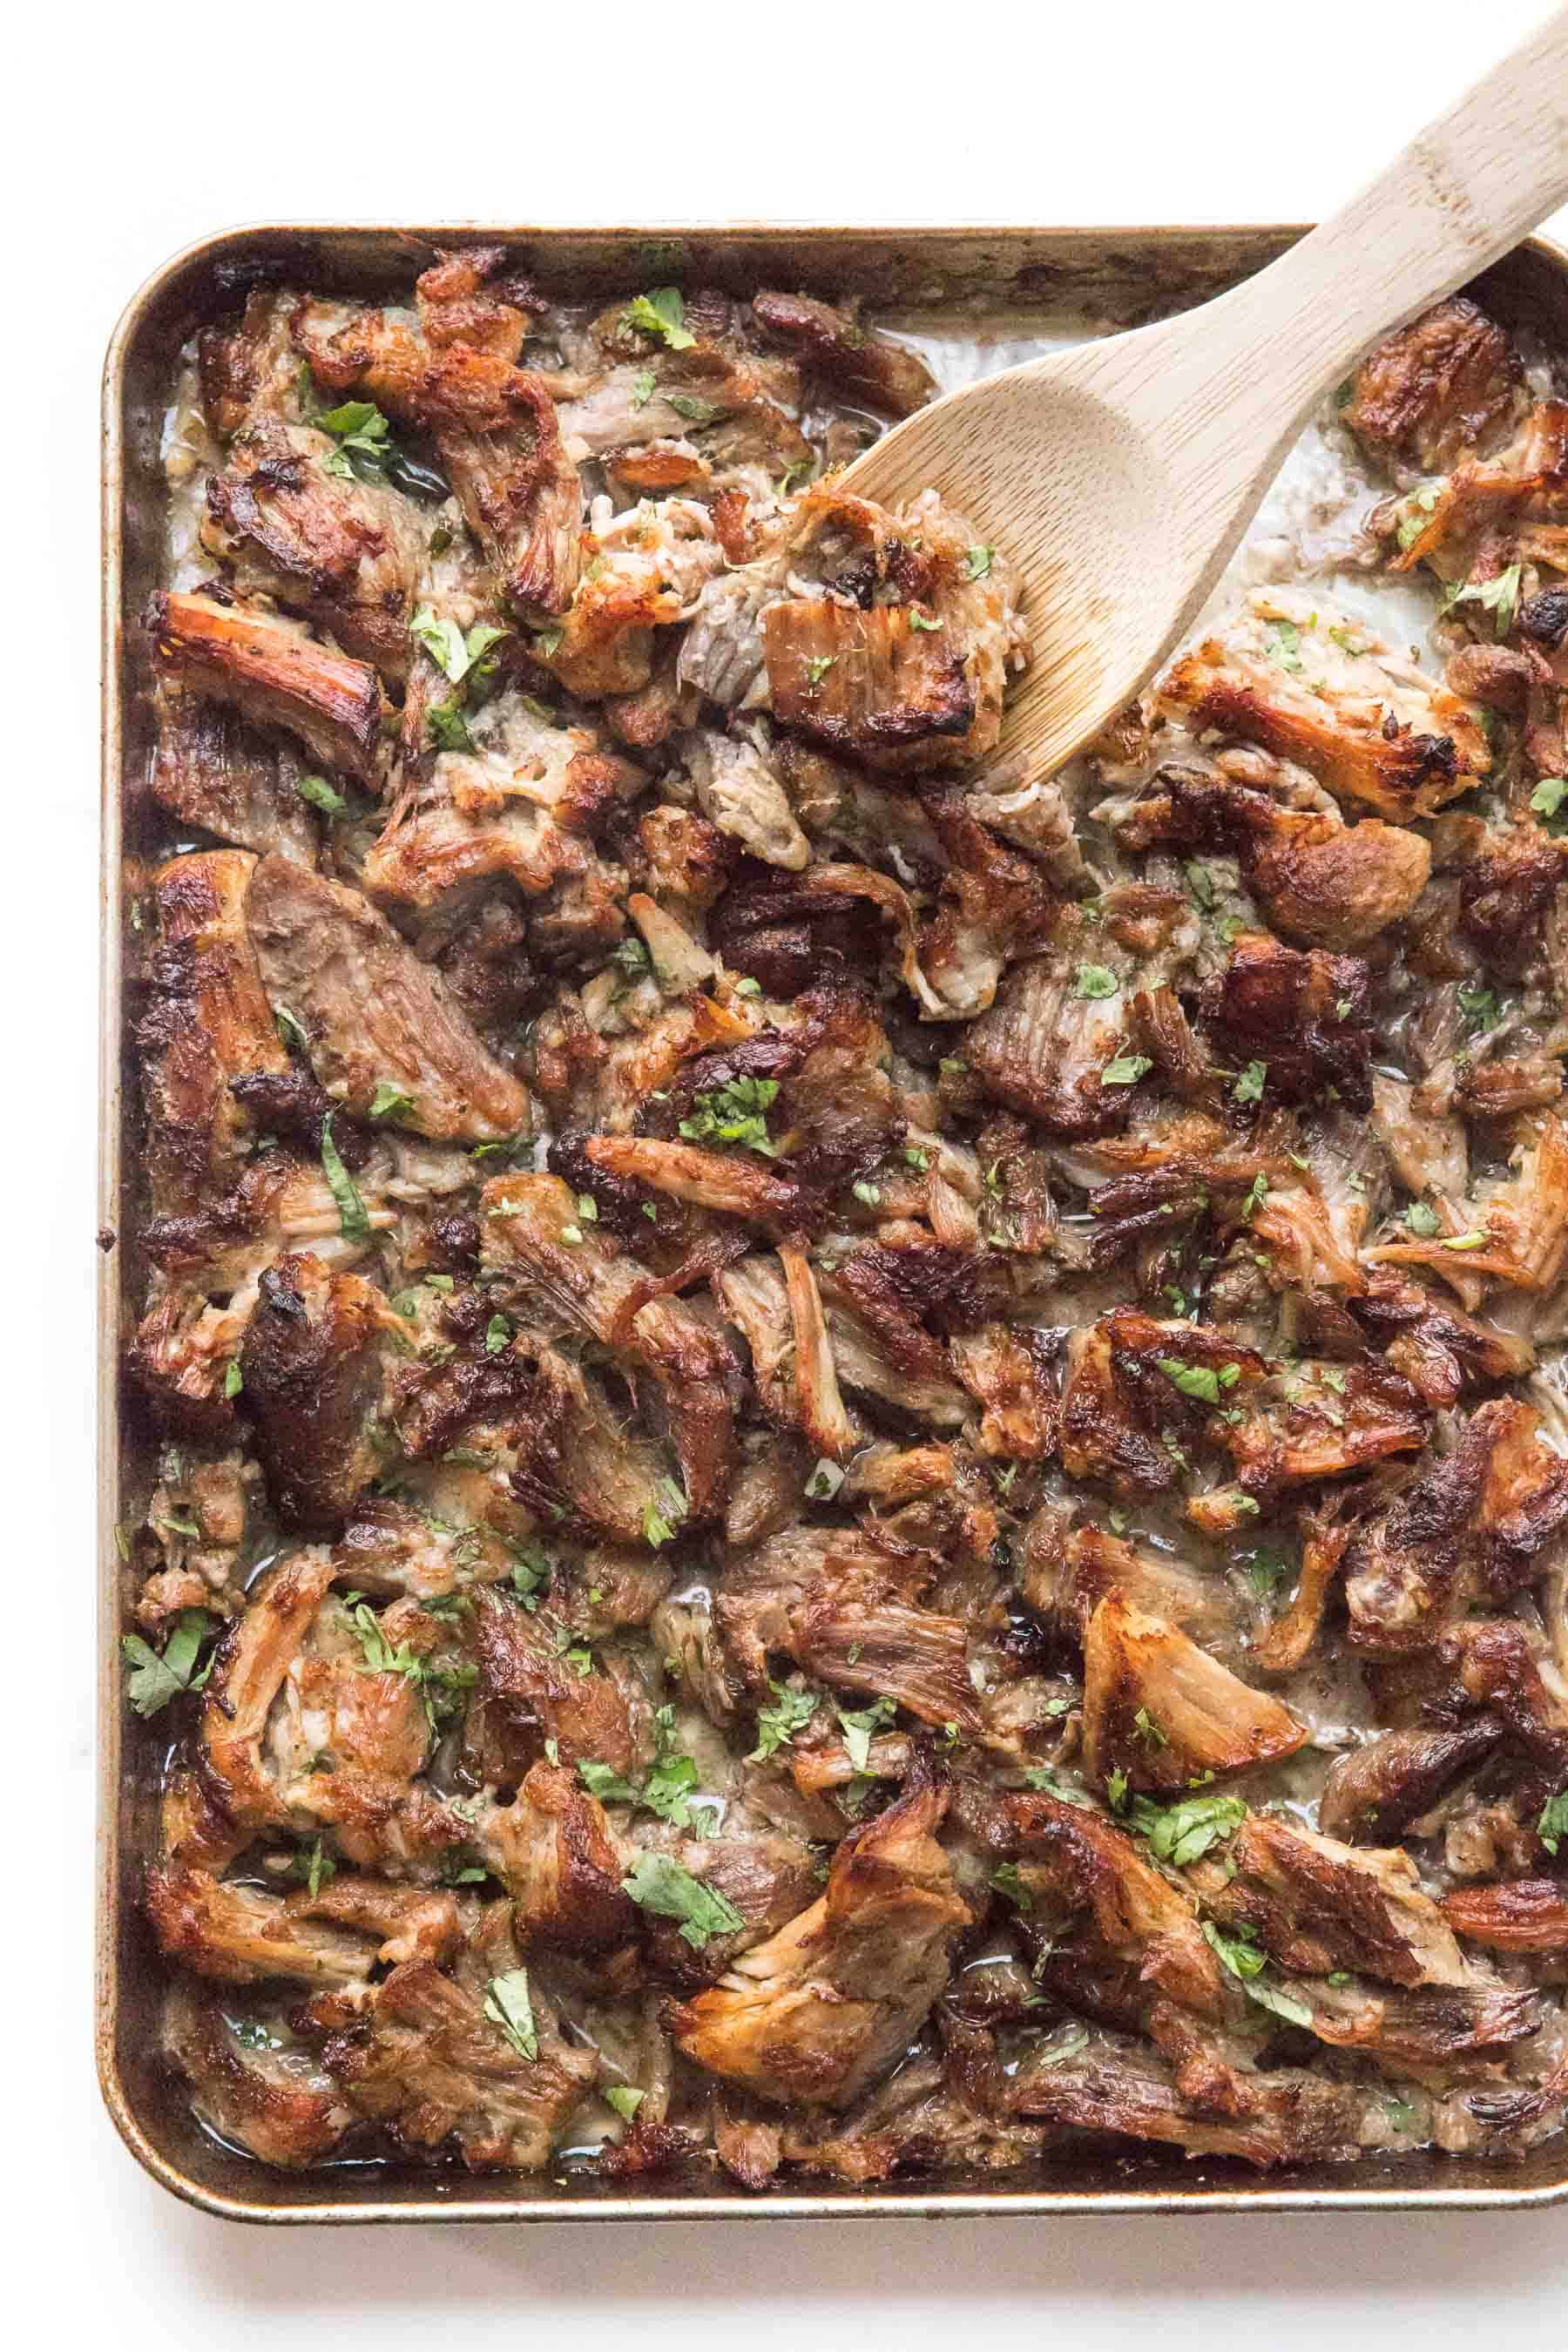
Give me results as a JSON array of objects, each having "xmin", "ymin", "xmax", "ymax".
[{"xmin": 840, "ymin": 8, "xmax": 1568, "ymax": 779}]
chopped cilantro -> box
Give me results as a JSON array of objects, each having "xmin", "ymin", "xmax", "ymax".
[
  {"xmin": 1129, "ymin": 1791, "xmax": 1247, "ymax": 1867},
  {"xmin": 1233, "ymin": 1060, "xmax": 1267, "ymax": 1105},
  {"xmin": 990, "ymin": 1862, "xmax": 1033, "ymax": 1912},
  {"xmin": 484, "ymin": 1312, "xmax": 513, "ymax": 1355},
  {"xmin": 297, "ymin": 774, "xmax": 351, "ymax": 818},
  {"xmin": 320, "ymin": 1112, "xmax": 369, "ymax": 1243},
  {"xmin": 643, "ymin": 1477, "xmax": 688, "ymax": 1551},
  {"xmin": 368, "ymin": 1081, "xmax": 417, "ymax": 1125},
  {"xmin": 621, "ymin": 288, "xmax": 695, "ymax": 350},
  {"xmin": 620, "ymin": 1853, "xmax": 742, "ymax": 1948},
  {"xmin": 1538, "ymin": 1790, "xmax": 1568, "ymax": 1855},
  {"xmin": 1264, "ymin": 619, "xmax": 1303, "ymax": 672},
  {"xmin": 964, "ymin": 544, "xmax": 995, "ymax": 580},
  {"xmin": 679, "ymin": 1075, "xmax": 779, "ymax": 1157},
  {"xmin": 1101, "ymin": 1054, "xmax": 1152, "ymax": 1088},
  {"xmin": 1074, "ymin": 963, "xmax": 1119, "ymax": 999},
  {"xmin": 121, "ymin": 1608, "xmax": 216, "ymax": 1717},
  {"xmin": 835, "ymin": 1696, "xmax": 897, "ymax": 1772},
  {"xmin": 483, "ymin": 1968, "xmax": 538, "ymax": 2061},
  {"xmin": 748, "ymin": 1680, "xmax": 820, "ymax": 1762}
]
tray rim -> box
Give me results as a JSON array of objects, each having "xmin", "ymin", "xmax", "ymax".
[{"xmin": 98, "ymin": 216, "xmax": 1568, "ymax": 2225}]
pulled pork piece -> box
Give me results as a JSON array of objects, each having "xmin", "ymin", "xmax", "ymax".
[
  {"xmin": 1156, "ymin": 591, "xmax": 1490, "ymax": 818},
  {"xmin": 672, "ymin": 1767, "xmax": 970, "ymax": 2106},
  {"xmin": 146, "ymin": 1862, "xmax": 383, "ymax": 1989},
  {"xmin": 1203, "ymin": 930, "xmax": 1373, "ymax": 1110},
  {"xmin": 1114, "ymin": 767, "xmax": 1431, "ymax": 950},
  {"xmin": 323, "ymin": 1906, "xmax": 598, "ymax": 2169},
  {"xmin": 147, "ymin": 693, "xmax": 321, "ymax": 865},
  {"xmin": 1319, "ymin": 1721, "xmax": 1504, "ymax": 1845},
  {"xmin": 1442, "ymin": 1878, "xmax": 1568, "ymax": 1951},
  {"xmin": 751, "ymin": 291, "xmax": 937, "ymax": 418},
  {"xmin": 182, "ymin": 1550, "xmax": 470, "ymax": 1875},
  {"xmin": 1081, "ymin": 1592, "xmax": 1307, "ymax": 1794},
  {"xmin": 1345, "ymin": 1396, "xmax": 1568, "ymax": 1652},
  {"xmin": 294, "ymin": 303, "xmax": 581, "ymax": 616},
  {"xmin": 1002, "ymin": 2031, "xmax": 1363, "ymax": 2166},
  {"xmin": 480, "ymin": 1760, "xmax": 635, "ymax": 1949},
  {"xmin": 763, "ymin": 489, "xmax": 1026, "ymax": 774},
  {"xmin": 147, "ymin": 591, "xmax": 387, "ymax": 785},
  {"xmin": 960, "ymin": 1781, "xmax": 1227, "ymax": 2018},
  {"xmin": 202, "ymin": 416, "xmax": 426, "ymax": 675},
  {"xmin": 965, "ymin": 954, "xmax": 1129, "ymax": 1132},
  {"xmin": 246, "ymin": 855, "xmax": 531, "ymax": 1142},
  {"xmin": 164, "ymin": 1982, "xmax": 353, "ymax": 2168},
  {"xmin": 138, "ymin": 849, "xmax": 289, "ymax": 1217},
  {"xmin": 1389, "ymin": 399, "xmax": 1568, "ymax": 585},
  {"xmin": 470, "ymin": 1587, "xmax": 647, "ymax": 1779},
  {"xmin": 238, "ymin": 1252, "xmax": 401, "ymax": 1531},
  {"xmin": 364, "ymin": 691, "xmax": 640, "ymax": 920},
  {"xmin": 1204, "ymin": 1815, "xmax": 1477, "ymax": 1988},
  {"xmin": 680, "ymin": 729, "xmax": 809, "ymax": 870},
  {"xmin": 1346, "ymin": 297, "xmax": 1525, "ymax": 475}
]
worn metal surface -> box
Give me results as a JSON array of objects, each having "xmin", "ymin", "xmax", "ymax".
[{"xmin": 99, "ymin": 221, "xmax": 1568, "ymax": 2222}]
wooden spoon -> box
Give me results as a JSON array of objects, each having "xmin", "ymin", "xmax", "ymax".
[{"xmin": 840, "ymin": 9, "xmax": 1568, "ymax": 778}]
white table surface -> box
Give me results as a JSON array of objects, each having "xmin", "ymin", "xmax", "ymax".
[{"xmin": 13, "ymin": 0, "xmax": 1565, "ymax": 2331}]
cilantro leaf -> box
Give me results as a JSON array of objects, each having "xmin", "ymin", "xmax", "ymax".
[
  {"xmin": 748, "ymin": 1680, "xmax": 819, "ymax": 1761},
  {"xmin": 1074, "ymin": 963, "xmax": 1119, "ymax": 999},
  {"xmin": 1157, "ymin": 1355, "xmax": 1225, "ymax": 1405},
  {"xmin": 605, "ymin": 2085, "xmax": 645, "ymax": 2123},
  {"xmin": 1233, "ymin": 1059, "xmax": 1267, "ymax": 1105},
  {"xmin": 963, "ymin": 544, "xmax": 995, "ymax": 581},
  {"xmin": 835, "ymin": 1696, "xmax": 896, "ymax": 1772},
  {"xmin": 621, "ymin": 288, "xmax": 695, "ymax": 350},
  {"xmin": 121, "ymin": 1608, "xmax": 216, "ymax": 1717},
  {"xmin": 320, "ymin": 1112, "xmax": 368, "ymax": 1243},
  {"xmin": 297, "ymin": 773, "xmax": 352, "ymax": 819},
  {"xmin": 427, "ymin": 699, "xmax": 475, "ymax": 754},
  {"xmin": 643, "ymin": 1476, "xmax": 689, "ymax": 1551},
  {"xmin": 1100, "ymin": 1054, "xmax": 1152, "ymax": 1088},
  {"xmin": 679, "ymin": 1076, "xmax": 780, "ymax": 1156},
  {"xmin": 621, "ymin": 1853, "xmax": 743, "ymax": 1948},
  {"xmin": 1128, "ymin": 1791, "xmax": 1246, "ymax": 1868},
  {"xmin": 1538, "ymin": 1789, "xmax": 1568, "ymax": 1855},
  {"xmin": 483, "ymin": 1968, "xmax": 538, "ymax": 2060},
  {"xmin": 1405, "ymin": 1200, "xmax": 1442, "ymax": 1237},
  {"xmin": 1264, "ymin": 619, "xmax": 1303, "ymax": 672},
  {"xmin": 367, "ymin": 1081, "xmax": 417, "ymax": 1125}
]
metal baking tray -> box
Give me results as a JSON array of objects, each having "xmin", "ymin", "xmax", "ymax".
[{"xmin": 99, "ymin": 220, "xmax": 1568, "ymax": 2224}]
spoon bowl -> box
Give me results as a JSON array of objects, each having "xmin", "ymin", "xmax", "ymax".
[{"xmin": 841, "ymin": 10, "xmax": 1568, "ymax": 777}]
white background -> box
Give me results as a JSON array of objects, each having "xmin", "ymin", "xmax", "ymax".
[{"xmin": 6, "ymin": 0, "xmax": 1565, "ymax": 2335}]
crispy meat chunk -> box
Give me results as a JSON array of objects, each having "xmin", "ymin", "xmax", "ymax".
[
  {"xmin": 672, "ymin": 1766, "xmax": 970, "ymax": 2107},
  {"xmin": 137, "ymin": 849, "xmax": 289, "ymax": 1218},
  {"xmin": 147, "ymin": 693, "xmax": 321, "ymax": 865},
  {"xmin": 480, "ymin": 1761, "xmax": 636, "ymax": 1949},
  {"xmin": 294, "ymin": 303, "xmax": 582, "ymax": 616},
  {"xmin": 323, "ymin": 1907, "xmax": 598, "ymax": 2169},
  {"xmin": 202, "ymin": 416, "xmax": 425, "ymax": 675},
  {"xmin": 1115, "ymin": 767, "xmax": 1431, "ymax": 950},
  {"xmin": 239, "ymin": 1251, "xmax": 398, "ymax": 1531},
  {"xmin": 1156, "ymin": 591, "xmax": 1490, "ymax": 818},
  {"xmin": 751, "ymin": 291, "xmax": 938, "ymax": 417},
  {"xmin": 1345, "ymin": 1397, "xmax": 1568, "ymax": 1652},
  {"xmin": 1347, "ymin": 298, "xmax": 1524, "ymax": 474},
  {"xmin": 164, "ymin": 1982, "xmax": 352, "ymax": 2168},
  {"xmin": 147, "ymin": 591, "xmax": 387, "ymax": 786},
  {"xmin": 246, "ymin": 855, "xmax": 531, "ymax": 1142},
  {"xmin": 1205, "ymin": 1815, "xmax": 1477, "ymax": 1989},
  {"xmin": 1203, "ymin": 930, "xmax": 1373, "ymax": 1111},
  {"xmin": 1319, "ymin": 1721, "xmax": 1505, "ymax": 1845},
  {"xmin": 470, "ymin": 1587, "xmax": 647, "ymax": 1780},
  {"xmin": 1081, "ymin": 1593, "xmax": 1307, "ymax": 1794},
  {"xmin": 1442, "ymin": 1878, "xmax": 1568, "ymax": 1952}
]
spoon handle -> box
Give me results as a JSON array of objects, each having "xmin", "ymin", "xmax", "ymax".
[{"xmin": 1155, "ymin": 6, "xmax": 1568, "ymax": 487}]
